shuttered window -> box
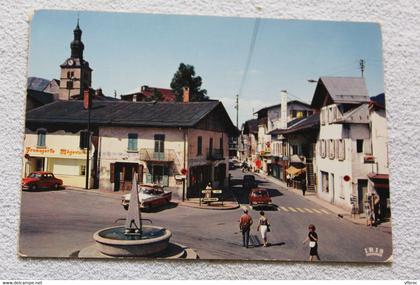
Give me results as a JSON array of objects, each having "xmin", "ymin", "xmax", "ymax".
[
  {"xmin": 329, "ymin": 140, "xmax": 335, "ymax": 159},
  {"xmin": 364, "ymin": 138, "xmax": 372, "ymax": 155},
  {"xmin": 320, "ymin": 140, "xmax": 326, "ymax": 158},
  {"xmin": 197, "ymin": 136, "xmax": 202, "ymax": 155},
  {"xmin": 338, "ymin": 139, "xmax": 345, "ymax": 161}
]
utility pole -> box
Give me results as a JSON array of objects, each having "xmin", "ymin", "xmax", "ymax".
[
  {"xmin": 359, "ymin": 59, "xmax": 365, "ymax": 78},
  {"xmin": 235, "ymin": 94, "xmax": 239, "ymax": 129}
]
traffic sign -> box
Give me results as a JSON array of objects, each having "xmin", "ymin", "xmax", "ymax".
[{"xmin": 202, "ymin": 198, "xmax": 219, "ymax": 202}]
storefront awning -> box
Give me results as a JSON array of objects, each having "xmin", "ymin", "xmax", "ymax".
[
  {"xmin": 286, "ymin": 166, "xmax": 306, "ymax": 176},
  {"xmin": 368, "ymin": 173, "xmax": 389, "ymax": 190}
]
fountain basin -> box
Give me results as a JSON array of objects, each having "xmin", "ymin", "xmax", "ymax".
[{"xmin": 93, "ymin": 225, "xmax": 172, "ymax": 257}]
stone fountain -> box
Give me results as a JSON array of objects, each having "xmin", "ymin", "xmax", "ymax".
[{"xmin": 92, "ymin": 175, "xmax": 172, "ymax": 257}]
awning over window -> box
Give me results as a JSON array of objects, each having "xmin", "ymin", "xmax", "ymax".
[
  {"xmin": 368, "ymin": 173, "xmax": 389, "ymax": 190},
  {"xmin": 286, "ymin": 166, "xmax": 306, "ymax": 176}
]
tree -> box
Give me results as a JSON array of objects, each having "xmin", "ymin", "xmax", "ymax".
[{"xmin": 170, "ymin": 63, "xmax": 208, "ymax": 102}]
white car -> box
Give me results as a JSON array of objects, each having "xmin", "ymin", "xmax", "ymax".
[{"xmin": 121, "ymin": 184, "xmax": 172, "ymax": 210}]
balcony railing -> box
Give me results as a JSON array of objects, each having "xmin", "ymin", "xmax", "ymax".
[
  {"xmin": 139, "ymin": 148, "xmax": 177, "ymax": 162},
  {"xmin": 206, "ymin": 148, "xmax": 224, "ymax": 161}
]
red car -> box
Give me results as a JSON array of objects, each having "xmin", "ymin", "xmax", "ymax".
[
  {"xmin": 249, "ymin": 188, "xmax": 272, "ymax": 208},
  {"xmin": 22, "ymin": 171, "xmax": 63, "ymax": 191}
]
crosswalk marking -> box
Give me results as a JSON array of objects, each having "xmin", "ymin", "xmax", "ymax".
[{"xmin": 277, "ymin": 206, "xmax": 331, "ymax": 215}]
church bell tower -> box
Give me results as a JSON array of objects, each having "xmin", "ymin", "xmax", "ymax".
[{"xmin": 58, "ymin": 19, "xmax": 92, "ymax": 100}]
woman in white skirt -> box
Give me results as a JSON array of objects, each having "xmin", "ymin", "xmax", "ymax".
[{"xmin": 257, "ymin": 211, "xmax": 270, "ymax": 247}]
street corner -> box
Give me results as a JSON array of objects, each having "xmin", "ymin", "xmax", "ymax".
[{"xmin": 178, "ymin": 198, "xmax": 240, "ymax": 210}]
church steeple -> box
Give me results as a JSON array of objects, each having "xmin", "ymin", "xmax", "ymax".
[
  {"xmin": 70, "ymin": 18, "xmax": 84, "ymax": 59},
  {"xmin": 59, "ymin": 18, "xmax": 92, "ymax": 101}
]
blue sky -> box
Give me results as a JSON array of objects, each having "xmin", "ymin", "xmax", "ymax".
[{"xmin": 28, "ymin": 10, "xmax": 384, "ymax": 126}]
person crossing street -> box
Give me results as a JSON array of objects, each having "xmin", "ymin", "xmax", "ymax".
[{"xmin": 239, "ymin": 208, "xmax": 253, "ymax": 248}]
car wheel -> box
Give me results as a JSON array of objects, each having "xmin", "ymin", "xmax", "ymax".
[
  {"xmin": 30, "ymin": 184, "xmax": 37, "ymax": 191},
  {"xmin": 53, "ymin": 183, "xmax": 59, "ymax": 190}
]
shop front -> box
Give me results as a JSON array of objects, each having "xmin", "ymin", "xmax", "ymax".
[
  {"xmin": 368, "ymin": 173, "xmax": 390, "ymax": 220},
  {"xmin": 271, "ymin": 158, "xmax": 287, "ymax": 181},
  {"xmin": 23, "ymin": 146, "xmax": 93, "ymax": 188},
  {"xmin": 110, "ymin": 162, "xmax": 142, "ymax": 192}
]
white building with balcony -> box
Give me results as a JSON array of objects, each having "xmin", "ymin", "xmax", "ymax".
[{"xmin": 311, "ymin": 77, "xmax": 378, "ymax": 212}]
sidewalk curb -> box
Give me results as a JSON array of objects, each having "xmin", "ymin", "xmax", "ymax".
[
  {"xmin": 177, "ymin": 201, "xmax": 240, "ymax": 210},
  {"xmin": 253, "ymin": 172, "xmax": 392, "ymax": 230},
  {"xmin": 62, "ymin": 186, "xmax": 123, "ymax": 200}
]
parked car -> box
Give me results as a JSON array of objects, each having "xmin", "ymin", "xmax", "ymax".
[
  {"xmin": 22, "ymin": 171, "xmax": 63, "ymax": 191},
  {"xmin": 242, "ymin": 174, "xmax": 257, "ymax": 190},
  {"xmin": 121, "ymin": 184, "xmax": 172, "ymax": 210},
  {"xmin": 249, "ymin": 188, "xmax": 272, "ymax": 208}
]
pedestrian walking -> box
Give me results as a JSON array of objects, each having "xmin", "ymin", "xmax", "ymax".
[
  {"xmin": 257, "ymin": 211, "xmax": 270, "ymax": 247},
  {"xmin": 302, "ymin": 224, "xmax": 320, "ymax": 261},
  {"xmin": 239, "ymin": 208, "xmax": 253, "ymax": 248}
]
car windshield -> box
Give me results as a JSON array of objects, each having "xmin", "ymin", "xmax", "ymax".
[
  {"xmin": 253, "ymin": 190, "xmax": 268, "ymax": 197},
  {"xmin": 28, "ymin": 173, "xmax": 42, "ymax": 179},
  {"xmin": 142, "ymin": 188, "xmax": 156, "ymax": 195}
]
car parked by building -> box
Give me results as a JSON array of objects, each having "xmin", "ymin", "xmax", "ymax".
[
  {"xmin": 121, "ymin": 184, "xmax": 172, "ymax": 210},
  {"xmin": 248, "ymin": 187, "xmax": 272, "ymax": 208},
  {"xmin": 22, "ymin": 171, "xmax": 63, "ymax": 191}
]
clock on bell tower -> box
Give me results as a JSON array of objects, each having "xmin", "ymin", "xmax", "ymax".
[{"xmin": 58, "ymin": 19, "xmax": 93, "ymax": 100}]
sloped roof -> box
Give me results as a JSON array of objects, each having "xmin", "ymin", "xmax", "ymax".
[
  {"xmin": 243, "ymin": 119, "xmax": 258, "ymax": 134},
  {"xmin": 254, "ymin": 100, "xmax": 312, "ymax": 115},
  {"xmin": 370, "ymin": 93, "xmax": 385, "ymax": 109},
  {"xmin": 27, "ymin": 89, "xmax": 54, "ymax": 105},
  {"xmin": 121, "ymin": 86, "xmax": 176, "ymax": 102},
  {"xmin": 27, "ymin": 77, "xmax": 50, "ymax": 91},
  {"xmin": 311, "ymin": 77, "xmax": 370, "ymax": 109},
  {"xmin": 269, "ymin": 113, "xmax": 320, "ymax": 135},
  {"xmin": 25, "ymin": 100, "xmax": 236, "ymax": 131}
]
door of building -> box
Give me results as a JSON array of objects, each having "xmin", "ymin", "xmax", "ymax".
[
  {"xmin": 357, "ymin": 179, "xmax": 368, "ymax": 213},
  {"xmin": 112, "ymin": 162, "xmax": 141, "ymax": 192}
]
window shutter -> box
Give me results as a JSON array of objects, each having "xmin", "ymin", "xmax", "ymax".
[
  {"xmin": 329, "ymin": 140, "xmax": 335, "ymax": 159},
  {"xmin": 138, "ymin": 165, "xmax": 144, "ymax": 183},
  {"xmin": 110, "ymin": 163, "xmax": 115, "ymax": 183},
  {"xmin": 364, "ymin": 138, "xmax": 372, "ymax": 155},
  {"xmin": 321, "ymin": 140, "xmax": 326, "ymax": 158},
  {"xmin": 335, "ymin": 140, "xmax": 339, "ymax": 159},
  {"xmin": 338, "ymin": 139, "xmax": 345, "ymax": 161}
]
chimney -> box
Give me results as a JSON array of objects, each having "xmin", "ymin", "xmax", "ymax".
[
  {"xmin": 95, "ymin": 88, "xmax": 104, "ymax": 97},
  {"xmin": 183, "ymin": 86, "xmax": 190, "ymax": 103},
  {"xmin": 83, "ymin": 89, "xmax": 92, "ymax": 110},
  {"xmin": 280, "ymin": 90, "xmax": 288, "ymax": 129}
]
